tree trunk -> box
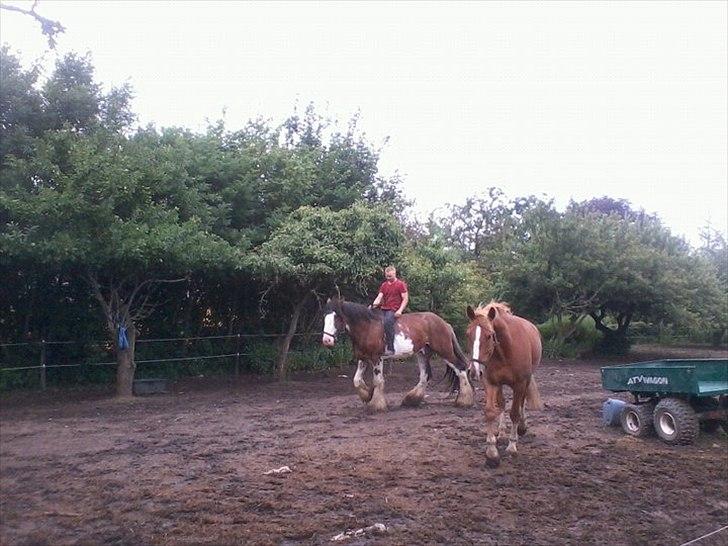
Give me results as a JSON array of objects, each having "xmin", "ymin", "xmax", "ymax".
[
  {"xmin": 86, "ymin": 272, "xmax": 184, "ymax": 397},
  {"xmin": 591, "ymin": 310, "xmax": 630, "ymax": 355},
  {"xmin": 563, "ymin": 314, "xmax": 587, "ymax": 342},
  {"xmin": 275, "ymin": 293, "xmax": 309, "ymax": 381},
  {"xmin": 590, "ymin": 310, "xmax": 610, "ymax": 334},
  {"xmin": 115, "ymin": 324, "xmax": 136, "ymax": 397}
]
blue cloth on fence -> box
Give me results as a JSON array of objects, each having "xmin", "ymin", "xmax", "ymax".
[{"xmin": 118, "ymin": 326, "xmax": 129, "ymax": 350}]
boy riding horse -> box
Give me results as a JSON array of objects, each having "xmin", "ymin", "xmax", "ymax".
[{"xmin": 370, "ymin": 266, "xmax": 408, "ymax": 357}]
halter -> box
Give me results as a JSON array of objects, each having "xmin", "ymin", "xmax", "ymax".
[{"xmin": 322, "ymin": 330, "xmax": 338, "ymax": 339}]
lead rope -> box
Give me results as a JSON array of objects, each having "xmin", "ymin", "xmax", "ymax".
[{"xmin": 679, "ymin": 525, "xmax": 728, "ymax": 546}]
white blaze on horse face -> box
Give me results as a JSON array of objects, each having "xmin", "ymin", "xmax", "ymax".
[
  {"xmin": 472, "ymin": 325, "xmax": 482, "ymax": 362},
  {"xmin": 470, "ymin": 325, "xmax": 483, "ymax": 377},
  {"xmin": 322, "ymin": 312, "xmax": 336, "ymax": 346}
]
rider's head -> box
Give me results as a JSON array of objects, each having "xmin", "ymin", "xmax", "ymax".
[{"xmin": 384, "ymin": 266, "xmax": 397, "ymax": 283}]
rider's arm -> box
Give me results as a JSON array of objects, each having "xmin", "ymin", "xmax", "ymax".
[
  {"xmin": 372, "ymin": 292, "xmax": 384, "ymax": 308},
  {"xmin": 396, "ymin": 291, "xmax": 409, "ymax": 315}
]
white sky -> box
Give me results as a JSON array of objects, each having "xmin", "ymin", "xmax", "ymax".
[{"xmin": 1, "ymin": 0, "xmax": 726, "ymax": 245}]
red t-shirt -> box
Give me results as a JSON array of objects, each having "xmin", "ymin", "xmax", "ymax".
[{"xmin": 379, "ymin": 279, "xmax": 408, "ymax": 311}]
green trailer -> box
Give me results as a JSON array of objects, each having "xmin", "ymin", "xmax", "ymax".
[{"xmin": 601, "ymin": 359, "xmax": 728, "ymax": 445}]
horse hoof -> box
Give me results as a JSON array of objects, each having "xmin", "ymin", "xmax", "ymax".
[
  {"xmin": 486, "ymin": 456, "xmax": 501, "ymax": 468},
  {"xmin": 366, "ymin": 398, "xmax": 388, "ymax": 413},
  {"xmin": 355, "ymin": 388, "xmax": 372, "ymax": 404},
  {"xmin": 517, "ymin": 424, "xmax": 528, "ymax": 436},
  {"xmin": 505, "ymin": 442, "xmax": 518, "ymax": 456},
  {"xmin": 401, "ymin": 395, "xmax": 423, "ymax": 407},
  {"xmin": 455, "ymin": 395, "xmax": 474, "ymax": 408}
]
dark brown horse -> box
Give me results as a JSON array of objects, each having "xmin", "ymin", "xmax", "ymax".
[
  {"xmin": 466, "ymin": 302, "xmax": 543, "ymax": 467},
  {"xmin": 322, "ymin": 297, "xmax": 474, "ymax": 412}
]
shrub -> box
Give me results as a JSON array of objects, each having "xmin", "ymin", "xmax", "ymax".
[{"xmin": 538, "ymin": 315, "xmax": 602, "ymax": 358}]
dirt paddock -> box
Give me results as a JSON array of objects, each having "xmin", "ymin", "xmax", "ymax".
[{"xmin": 1, "ymin": 346, "xmax": 727, "ymax": 545}]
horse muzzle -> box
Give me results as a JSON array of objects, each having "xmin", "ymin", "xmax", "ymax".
[
  {"xmin": 322, "ymin": 333, "xmax": 336, "ymax": 347},
  {"xmin": 470, "ymin": 358, "xmax": 489, "ymax": 380}
]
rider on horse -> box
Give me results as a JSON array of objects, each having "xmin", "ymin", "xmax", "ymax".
[{"xmin": 370, "ymin": 266, "xmax": 409, "ymax": 357}]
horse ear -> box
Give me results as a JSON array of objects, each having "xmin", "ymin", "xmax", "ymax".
[
  {"xmin": 487, "ymin": 306, "xmax": 497, "ymax": 321},
  {"xmin": 466, "ymin": 305, "xmax": 476, "ymax": 320}
]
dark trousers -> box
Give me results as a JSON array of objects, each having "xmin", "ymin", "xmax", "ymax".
[{"xmin": 382, "ymin": 310, "xmax": 396, "ymax": 351}]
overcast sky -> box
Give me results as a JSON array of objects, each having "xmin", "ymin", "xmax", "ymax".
[{"xmin": 2, "ymin": 1, "xmax": 726, "ymax": 245}]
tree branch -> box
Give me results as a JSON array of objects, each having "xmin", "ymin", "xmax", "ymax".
[
  {"xmin": 129, "ymin": 290, "xmax": 158, "ymax": 322},
  {"xmin": 85, "ymin": 272, "xmax": 186, "ymax": 329},
  {"xmin": 127, "ymin": 276, "xmax": 186, "ymax": 314},
  {"xmin": 84, "ymin": 272, "xmax": 114, "ymax": 331},
  {"xmin": 1, "ymin": 2, "xmax": 65, "ymax": 48},
  {"xmin": 590, "ymin": 309, "xmax": 615, "ymax": 334}
]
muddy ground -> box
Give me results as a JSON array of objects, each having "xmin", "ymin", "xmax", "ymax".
[{"xmin": 1, "ymin": 346, "xmax": 727, "ymax": 545}]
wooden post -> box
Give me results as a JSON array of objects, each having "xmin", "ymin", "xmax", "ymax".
[
  {"xmin": 40, "ymin": 339, "xmax": 47, "ymax": 390},
  {"xmin": 235, "ymin": 333, "xmax": 241, "ymax": 378}
]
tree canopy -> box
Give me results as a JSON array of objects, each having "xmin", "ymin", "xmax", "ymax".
[{"xmin": 1, "ymin": 46, "xmax": 725, "ymax": 393}]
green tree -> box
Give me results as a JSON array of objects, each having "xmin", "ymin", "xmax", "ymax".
[
  {"xmin": 2, "ymin": 128, "xmax": 236, "ymax": 394},
  {"xmin": 249, "ymin": 203, "xmax": 404, "ymax": 379},
  {"xmin": 699, "ymin": 226, "xmax": 728, "ymax": 285},
  {"xmin": 400, "ymin": 235, "xmax": 485, "ymax": 334},
  {"xmin": 437, "ymin": 187, "xmax": 547, "ymax": 263},
  {"xmin": 0, "ymin": 46, "xmax": 46, "ymax": 165},
  {"xmin": 1, "ymin": 50, "xmax": 236, "ymax": 395},
  {"xmin": 502, "ymin": 199, "xmax": 726, "ymax": 354},
  {"xmin": 695, "ymin": 225, "xmax": 727, "ymax": 345},
  {"xmin": 1, "ymin": 50, "xmax": 412, "ymax": 389}
]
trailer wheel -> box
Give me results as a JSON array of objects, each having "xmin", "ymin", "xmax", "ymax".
[
  {"xmin": 620, "ymin": 403, "xmax": 654, "ymax": 437},
  {"xmin": 701, "ymin": 420, "xmax": 723, "ymax": 433},
  {"xmin": 701, "ymin": 415, "xmax": 727, "ymax": 434},
  {"xmin": 653, "ymin": 398, "xmax": 699, "ymax": 445}
]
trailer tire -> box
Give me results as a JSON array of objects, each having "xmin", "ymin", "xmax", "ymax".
[
  {"xmin": 620, "ymin": 403, "xmax": 654, "ymax": 438},
  {"xmin": 653, "ymin": 398, "xmax": 699, "ymax": 445},
  {"xmin": 701, "ymin": 420, "xmax": 723, "ymax": 433}
]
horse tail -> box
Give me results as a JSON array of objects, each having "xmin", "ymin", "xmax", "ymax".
[
  {"xmin": 525, "ymin": 376, "xmax": 544, "ymax": 411},
  {"xmin": 450, "ymin": 328, "xmax": 469, "ymax": 372},
  {"xmin": 444, "ymin": 365, "xmax": 459, "ymax": 393},
  {"xmin": 442, "ymin": 328, "xmax": 471, "ymax": 393}
]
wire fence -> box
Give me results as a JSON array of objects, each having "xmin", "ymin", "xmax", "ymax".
[
  {"xmin": 0, "ymin": 332, "xmax": 312, "ymax": 350},
  {"xmin": 0, "ymin": 332, "xmax": 351, "ymax": 390}
]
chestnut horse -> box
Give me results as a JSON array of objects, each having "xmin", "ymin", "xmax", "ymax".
[
  {"xmin": 322, "ymin": 297, "xmax": 474, "ymax": 412},
  {"xmin": 465, "ymin": 302, "xmax": 543, "ymax": 467}
]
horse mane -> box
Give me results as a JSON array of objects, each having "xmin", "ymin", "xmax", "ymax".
[
  {"xmin": 339, "ymin": 300, "xmax": 382, "ymax": 325},
  {"xmin": 473, "ymin": 300, "xmax": 512, "ymax": 317}
]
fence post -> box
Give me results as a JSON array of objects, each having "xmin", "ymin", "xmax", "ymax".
[
  {"xmin": 40, "ymin": 339, "xmax": 47, "ymax": 391},
  {"xmin": 235, "ymin": 333, "xmax": 241, "ymax": 377}
]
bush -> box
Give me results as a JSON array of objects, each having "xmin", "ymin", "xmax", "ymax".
[
  {"xmin": 595, "ymin": 332, "xmax": 631, "ymax": 356},
  {"xmin": 288, "ymin": 339, "xmax": 353, "ymax": 373},
  {"xmin": 538, "ymin": 315, "xmax": 602, "ymax": 358},
  {"xmin": 234, "ymin": 336, "xmax": 354, "ymax": 376},
  {"xmin": 541, "ymin": 337, "xmax": 577, "ymax": 359}
]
